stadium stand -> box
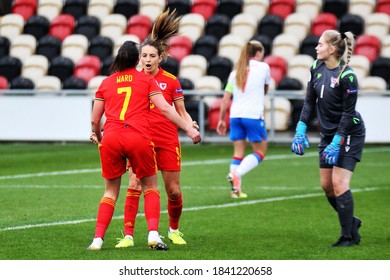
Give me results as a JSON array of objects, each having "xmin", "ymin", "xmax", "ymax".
[
  {"xmin": 88, "ymin": 0, "xmax": 114, "ymax": 22},
  {"xmin": 283, "ymin": 12, "xmax": 311, "ymax": 42},
  {"xmin": 100, "ymin": 55, "xmax": 114, "ymax": 76},
  {"xmin": 195, "ymin": 75, "xmax": 222, "ymax": 107},
  {"xmin": 159, "ymin": 57, "xmax": 180, "ymax": 77},
  {"xmin": 206, "ymin": 55, "xmax": 233, "ymax": 87},
  {"xmin": 264, "ymin": 55, "xmax": 287, "ymax": 84},
  {"xmin": 322, "ymin": 0, "xmax": 349, "ymax": 18},
  {"xmin": 370, "ymin": 56, "xmax": 390, "ymax": 87},
  {"xmin": 360, "ymin": 76, "xmax": 387, "ymax": 92},
  {"xmin": 364, "ymin": 13, "xmax": 390, "ymax": 38},
  {"xmin": 381, "ymin": 35, "xmax": 390, "ymax": 58},
  {"xmin": 35, "ymin": 75, "xmax": 61, "ymax": 90},
  {"xmin": 100, "ymin": 13, "xmax": 127, "ymax": 44},
  {"xmin": 139, "ymin": 0, "xmax": 166, "ymax": 22},
  {"xmin": 0, "ymin": 36, "xmax": 10, "ymax": 58},
  {"xmin": 62, "ymin": 76, "xmax": 87, "ymax": 90},
  {"xmin": 338, "ymin": 13, "xmax": 364, "ymax": 37},
  {"xmin": 61, "ymin": 34, "xmax": 89, "ymax": 64},
  {"xmin": 168, "ymin": 34, "xmax": 193, "ymax": 62},
  {"xmin": 9, "ymin": 76, "xmax": 34, "ymax": 90},
  {"xmin": 251, "ymin": 34, "xmax": 272, "ymax": 57},
  {"xmin": 271, "ymin": 33, "xmax": 300, "ymax": 62},
  {"xmin": 348, "ymin": 0, "xmax": 376, "ymax": 21},
  {"xmin": 286, "ymin": 54, "xmax": 313, "ymax": 89},
  {"xmin": 87, "ymin": 75, "xmax": 107, "ymax": 92},
  {"xmin": 48, "ymin": 55, "xmax": 75, "ymax": 82},
  {"xmin": 264, "ymin": 96, "xmax": 292, "ymax": 131},
  {"xmin": 49, "ymin": 14, "xmax": 76, "ymax": 41},
  {"xmin": 9, "ymin": 34, "xmax": 36, "ymax": 63},
  {"xmin": 191, "ymin": 0, "xmax": 217, "ymax": 21},
  {"xmin": 0, "ymin": 75, "xmax": 9, "ymax": 89},
  {"xmin": 354, "ymin": 34, "xmax": 381, "ymax": 63},
  {"xmin": 349, "ymin": 55, "xmax": 371, "ymax": 81},
  {"xmin": 268, "ymin": 0, "xmax": 295, "ymax": 20},
  {"xmin": 21, "ymin": 54, "xmax": 49, "ymax": 85},
  {"xmin": 310, "ymin": 12, "xmax": 338, "ymax": 36},
  {"xmin": 216, "ymin": 0, "xmax": 243, "ymax": 20},
  {"xmin": 218, "ymin": 34, "xmax": 245, "ymax": 65},
  {"xmin": 73, "ymin": 55, "xmax": 101, "ymax": 83},
  {"xmin": 179, "ymin": 54, "xmax": 207, "ymax": 84},
  {"xmin": 300, "ymin": 34, "xmax": 320, "ymax": 59},
  {"xmin": 376, "ymin": 0, "xmax": 390, "ymax": 15},
  {"xmin": 113, "ymin": 0, "xmax": 139, "ymax": 19},
  {"xmin": 113, "ymin": 34, "xmax": 140, "ymax": 56},
  {"xmin": 207, "ymin": 98, "xmax": 232, "ymax": 130}
]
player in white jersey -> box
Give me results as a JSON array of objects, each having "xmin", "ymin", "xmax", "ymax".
[{"xmin": 217, "ymin": 40, "xmax": 270, "ymax": 198}]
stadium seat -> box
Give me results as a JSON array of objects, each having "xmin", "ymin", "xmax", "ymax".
[
  {"xmin": 339, "ymin": 13, "xmax": 364, "ymax": 37},
  {"xmin": 113, "ymin": 0, "xmax": 139, "ymax": 19},
  {"xmin": 205, "ymin": 14, "xmax": 230, "ymax": 41},
  {"xmin": 61, "ymin": 34, "xmax": 89, "ymax": 64},
  {"xmin": 10, "ymin": 34, "xmax": 37, "ymax": 63},
  {"xmin": 364, "ymin": 13, "xmax": 390, "ymax": 38},
  {"xmin": 191, "ymin": 0, "xmax": 217, "ymax": 21},
  {"xmin": 354, "ymin": 34, "xmax": 381, "ymax": 63},
  {"xmin": 359, "ymin": 76, "xmax": 387, "ymax": 92},
  {"xmin": 88, "ymin": 0, "xmax": 114, "ymax": 22},
  {"xmin": 37, "ymin": 0, "xmax": 63, "ymax": 22},
  {"xmin": 113, "ymin": 34, "xmax": 140, "ymax": 56},
  {"xmin": 0, "ymin": 56, "xmax": 22, "ymax": 81},
  {"xmin": 195, "ymin": 75, "xmax": 222, "ymax": 107},
  {"xmin": 179, "ymin": 77, "xmax": 194, "ymax": 90},
  {"xmin": 166, "ymin": 0, "xmax": 192, "ymax": 16},
  {"xmin": 277, "ymin": 76, "xmax": 304, "ymax": 130},
  {"xmin": 310, "ymin": 13, "xmax": 338, "ymax": 36},
  {"xmin": 62, "ymin": 0, "xmax": 88, "ymax": 21},
  {"xmin": 286, "ymin": 54, "xmax": 313, "ymax": 89},
  {"xmin": 207, "ymin": 98, "xmax": 232, "ymax": 130},
  {"xmin": 168, "ymin": 35, "xmax": 193, "ymax": 62},
  {"xmin": 193, "ymin": 35, "xmax": 219, "ymax": 60},
  {"xmin": 21, "ymin": 55, "xmax": 49, "ymax": 85},
  {"xmin": 271, "ymin": 33, "xmax": 300, "ymax": 62},
  {"xmin": 179, "ymin": 13, "xmax": 205, "ymax": 42},
  {"xmin": 10, "ymin": 76, "xmax": 34, "ymax": 90},
  {"xmin": 88, "ymin": 36, "xmax": 113, "ymax": 61},
  {"xmin": 35, "ymin": 75, "xmax": 61, "ymax": 90},
  {"xmin": 0, "ymin": 75, "xmax": 9, "ymax": 89},
  {"xmin": 263, "ymin": 55, "xmax": 287, "ymax": 84},
  {"xmin": 322, "ymin": 0, "xmax": 349, "ymax": 18},
  {"xmin": 12, "ymin": 0, "xmax": 37, "ymax": 21},
  {"xmin": 300, "ymin": 34, "xmax": 320, "ymax": 59},
  {"xmin": 218, "ymin": 34, "xmax": 245, "ymax": 65},
  {"xmin": 295, "ymin": 0, "xmax": 322, "ymax": 20},
  {"xmin": 36, "ymin": 35, "xmax": 62, "ymax": 60},
  {"xmin": 264, "ymin": 96, "xmax": 292, "ymax": 131},
  {"xmin": 0, "ymin": 36, "xmax": 10, "ymax": 58},
  {"xmin": 242, "ymin": 0, "xmax": 269, "ymax": 21},
  {"xmin": 87, "ymin": 75, "xmax": 106, "ymax": 92},
  {"xmin": 370, "ymin": 56, "xmax": 390, "ymax": 84},
  {"xmin": 100, "ymin": 13, "xmax": 127, "ymax": 43},
  {"xmin": 283, "ymin": 13, "xmax": 311, "ymax": 42},
  {"xmin": 159, "ymin": 57, "xmax": 180, "ymax": 77},
  {"xmin": 0, "ymin": 13, "xmax": 25, "ymax": 41},
  {"xmin": 349, "ymin": 54, "xmax": 371, "ymax": 80},
  {"xmin": 23, "ymin": 15, "xmax": 50, "ymax": 41},
  {"xmin": 48, "ymin": 55, "xmax": 75, "ymax": 82},
  {"xmin": 381, "ymin": 35, "xmax": 390, "ymax": 58},
  {"xmin": 249, "ymin": 35, "xmax": 271, "ymax": 57},
  {"xmin": 62, "ymin": 76, "xmax": 87, "ymax": 89},
  {"xmin": 207, "ymin": 55, "xmax": 233, "ymax": 86},
  {"xmin": 126, "ymin": 14, "xmax": 152, "ymax": 42},
  {"xmin": 179, "ymin": 54, "xmax": 207, "ymax": 84},
  {"xmin": 49, "ymin": 14, "xmax": 76, "ymax": 41},
  {"xmin": 230, "ymin": 13, "xmax": 257, "ymax": 40},
  {"xmin": 268, "ymin": 0, "xmax": 295, "ymax": 20},
  {"xmin": 101, "ymin": 55, "xmax": 114, "ymax": 76},
  {"xmin": 139, "ymin": 0, "xmax": 166, "ymax": 22},
  {"xmin": 74, "ymin": 15, "xmax": 101, "ymax": 41},
  {"xmin": 257, "ymin": 14, "xmax": 284, "ymax": 41},
  {"xmin": 216, "ymin": 0, "xmax": 243, "ymax": 20},
  {"xmin": 73, "ymin": 55, "xmax": 101, "ymax": 83},
  {"xmin": 376, "ymin": 0, "xmax": 390, "ymax": 16},
  {"xmin": 349, "ymin": 0, "xmax": 376, "ymax": 21}
]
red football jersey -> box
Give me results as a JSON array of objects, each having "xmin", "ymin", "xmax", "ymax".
[
  {"xmin": 146, "ymin": 67, "xmax": 184, "ymax": 144},
  {"xmin": 95, "ymin": 68, "xmax": 162, "ymax": 139}
]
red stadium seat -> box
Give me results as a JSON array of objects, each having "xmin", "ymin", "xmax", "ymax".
[
  {"xmin": 207, "ymin": 98, "xmax": 232, "ymax": 130},
  {"xmin": 126, "ymin": 14, "xmax": 152, "ymax": 42},
  {"xmin": 354, "ymin": 34, "xmax": 381, "ymax": 63},
  {"xmin": 264, "ymin": 55, "xmax": 287, "ymax": 84},
  {"xmin": 311, "ymin": 13, "xmax": 338, "ymax": 36},
  {"xmin": 376, "ymin": 0, "xmax": 390, "ymax": 16},
  {"xmin": 0, "ymin": 75, "xmax": 8, "ymax": 89},
  {"xmin": 168, "ymin": 35, "xmax": 193, "ymax": 62},
  {"xmin": 49, "ymin": 14, "xmax": 76, "ymax": 42},
  {"xmin": 269, "ymin": 0, "xmax": 295, "ymax": 20},
  {"xmin": 191, "ymin": 0, "xmax": 217, "ymax": 21},
  {"xmin": 12, "ymin": 0, "xmax": 37, "ymax": 21},
  {"xmin": 73, "ymin": 55, "xmax": 101, "ymax": 83}
]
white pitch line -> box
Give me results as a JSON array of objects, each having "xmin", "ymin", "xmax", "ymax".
[
  {"xmin": 1, "ymin": 146, "xmax": 389, "ymax": 180},
  {"xmin": 0, "ymin": 186, "xmax": 384, "ymax": 232}
]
